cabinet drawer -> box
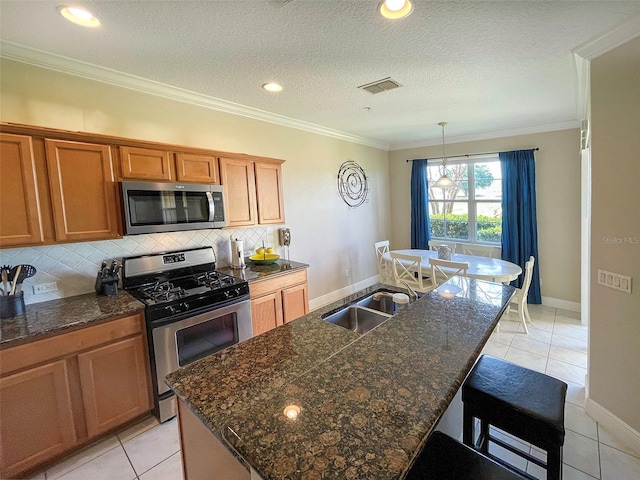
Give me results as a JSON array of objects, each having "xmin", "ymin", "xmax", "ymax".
[
  {"xmin": 0, "ymin": 313, "xmax": 144, "ymax": 376},
  {"xmin": 248, "ymin": 269, "xmax": 307, "ymax": 299}
]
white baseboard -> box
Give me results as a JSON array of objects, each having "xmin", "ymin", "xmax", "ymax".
[
  {"xmin": 585, "ymin": 397, "xmax": 640, "ymax": 455},
  {"xmin": 309, "ymin": 275, "xmax": 380, "ymax": 312},
  {"xmin": 541, "ymin": 296, "xmax": 581, "ymax": 312}
]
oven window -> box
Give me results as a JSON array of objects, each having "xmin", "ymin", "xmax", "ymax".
[
  {"xmin": 175, "ymin": 313, "xmax": 238, "ymax": 366},
  {"xmin": 128, "ymin": 190, "xmax": 209, "ymax": 226}
]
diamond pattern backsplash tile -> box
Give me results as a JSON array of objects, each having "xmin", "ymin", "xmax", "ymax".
[{"xmin": 0, "ymin": 227, "xmax": 275, "ymax": 305}]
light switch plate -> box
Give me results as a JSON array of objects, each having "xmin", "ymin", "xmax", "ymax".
[{"xmin": 597, "ymin": 269, "xmax": 632, "ymax": 294}]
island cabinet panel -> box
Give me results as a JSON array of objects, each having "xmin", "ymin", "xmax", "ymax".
[
  {"xmin": 78, "ymin": 336, "xmax": 152, "ymax": 438},
  {"xmin": 45, "ymin": 139, "xmax": 121, "ymax": 241},
  {"xmin": 175, "ymin": 152, "xmax": 220, "ymax": 184},
  {"xmin": 249, "ymin": 269, "xmax": 308, "ymax": 334},
  {"xmin": 219, "ymin": 157, "xmax": 257, "ymax": 227},
  {"xmin": 0, "ymin": 133, "xmax": 44, "ymax": 246},
  {"xmin": 178, "ymin": 399, "xmax": 250, "ymax": 480},
  {"xmin": 120, "ymin": 145, "xmax": 174, "ymax": 181},
  {"xmin": 0, "ymin": 360, "xmax": 76, "ymax": 478},
  {"xmin": 0, "ymin": 312, "xmax": 152, "ymax": 478},
  {"xmin": 254, "ymin": 161, "xmax": 285, "ymax": 224}
]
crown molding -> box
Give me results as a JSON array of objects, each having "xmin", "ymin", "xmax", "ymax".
[
  {"xmin": 571, "ymin": 14, "xmax": 640, "ymax": 60},
  {"xmin": 389, "ymin": 121, "xmax": 580, "ymax": 151},
  {"xmin": 0, "ymin": 41, "xmax": 389, "ymax": 151},
  {"xmin": 570, "ymin": 14, "xmax": 640, "ymax": 145}
]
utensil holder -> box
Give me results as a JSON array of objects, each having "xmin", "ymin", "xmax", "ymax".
[{"xmin": 1, "ymin": 292, "xmax": 26, "ymax": 319}]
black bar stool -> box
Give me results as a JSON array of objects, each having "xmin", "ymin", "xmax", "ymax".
[
  {"xmin": 462, "ymin": 355, "xmax": 568, "ymax": 480},
  {"xmin": 406, "ymin": 431, "xmax": 528, "ymax": 479}
]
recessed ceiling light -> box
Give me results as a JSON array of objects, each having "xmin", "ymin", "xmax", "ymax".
[
  {"xmin": 57, "ymin": 5, "xmax": 101, "ymax": 27},
  {"xmin": 378, "ymin": 0, "xmax": 414, "ymax": 20},
  {"xmin": 262, "ymin": 82, "xmax": 283, "ymax": 92}
]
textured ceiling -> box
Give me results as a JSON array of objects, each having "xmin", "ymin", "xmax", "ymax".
[{"xmin": 1, "ymin": 1, "xmax": 639, "ymax": 149}]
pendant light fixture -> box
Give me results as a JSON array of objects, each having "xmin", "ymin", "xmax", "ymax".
[{"xmin": 432, "ymin": 122, "xmax": 459, "ymax": 189}]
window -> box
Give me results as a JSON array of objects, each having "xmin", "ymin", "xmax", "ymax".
[{"xmin": 427, "ymin": 157, "xmax": 502, "ymax": 244}]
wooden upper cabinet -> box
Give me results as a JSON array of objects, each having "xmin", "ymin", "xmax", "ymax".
[
  {"xmin": 219, "ymin": 157, "xmax": 258, "ymax": 227},
  {"xmin": 0, "ymin": 133, "xmax": 44, "ymax": 246},
  {"xmin": 0, "ymin": 360, "xmax": 76, "ymax": 478},
  {"xmin": 219, "ymin": 156, "xmax": 285, "ymax": 227},
  {"xmin": 120, "ymin": 146, "xmax": 174, "ymax": 181},
  {"xmin": 175, "ymin": 152, "xmax": 219, "ymax": 184},
  {"xmin": 255, "ymin": 161, "xmax": 285, "ymax": 224},
  {"xmin": 45, "ymin": 139, "xmax": 121, "ymax": 241}
]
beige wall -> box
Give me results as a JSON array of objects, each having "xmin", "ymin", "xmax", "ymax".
[
  {"xmin": 0, "ymin": 59, "xmax": 391, "ymax": 302},
  {"xmin": 589, "ymin": 36, "xmax": 640, "ymax": 432},
  {"xmin": 388, "ymin": 129, "xmax": 582, "ymax": 305}
]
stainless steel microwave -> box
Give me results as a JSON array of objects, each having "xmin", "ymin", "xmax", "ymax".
[{"xmin": 121, "ymin": 181, "xmax": 226, "ymax": 235}]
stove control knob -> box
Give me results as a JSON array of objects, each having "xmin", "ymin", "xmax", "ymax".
[
  {"xmin": 166, "ymin": 305, "xmax": 177, "ymax": 315},
  {"xmin": 181, "ymin": 302, "xmax": 189, "ymax": 311},
  {"xmin": 224, "ymin": 290, "xmax": 232, "ymax": 298}
]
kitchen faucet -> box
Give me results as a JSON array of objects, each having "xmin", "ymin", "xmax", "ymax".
[{"xmin": 397, "ymin": 280, "xmax": 419, "ymax": 302}]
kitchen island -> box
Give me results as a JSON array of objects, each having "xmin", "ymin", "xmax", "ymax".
[{"xmin": 166, "ymin": 277, "xmax": 515, "ymax": 480}]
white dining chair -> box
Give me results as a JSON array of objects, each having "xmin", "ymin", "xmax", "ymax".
[
  {"xmin": 428, "ymin": 258, "xmax": 470, "ymax": 285},
  {"xmin": 390, "ymin": 252, "xmax": 437, "ymax": 293},
  {"xmin": 429, "ymin": 240, "xmax": 456, "ymax": 253},
  {"xmin": 374, "ymin": 240, "xmax": 391, "ymax": 283},
  {"xmin": 457, "ymin": 243, "xmax": 500, "ymax": 259},
  {"xmin": 507, "ymin": 256, "xmax": 535, "ymax": 334}
]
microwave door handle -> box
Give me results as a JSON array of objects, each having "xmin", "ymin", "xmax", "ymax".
[{"xmin": 206, "ymin": 191, "xmax": 215, "ymax": 222}]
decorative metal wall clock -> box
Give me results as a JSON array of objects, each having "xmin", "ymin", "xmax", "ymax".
[{"xmin": 337, "ymin": 160, "xmax": 369, "ymax": 208}]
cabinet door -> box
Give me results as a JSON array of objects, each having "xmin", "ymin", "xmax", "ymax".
[
  {"xmin": 120, "ymin": 146, "xmax": 174, "ymax": 181},
  {"xmin": 254, "ymin": 161, "xmax": 285, "ymax": 224},
  {"xmin": 176, "ymin": 153, "xmax": 219, "ymax": 184},
  {"xmin": 45, "ymin": 139, "xmax": 121, "ymax": 241},
  {"xmin": 282, "ymin": 283, "xmax": 309, "ymax": 324},
  {"xmin": 0, "ymin": 133, "xmax": 43, "ymax": 246},
  {"xmin": 78, "ymin": 335, "xmax": 151, "ymax": 438},
  {"xmin": 251, "ymin": 292, "xmax": 282, "ymax": 336},
  {"xmin": 219, "ymin": 157, "xmax": 257, "ymax": 227},
  {"xmin": 0, "ymin": 361, "xmax": 76, "ymax": 478}
]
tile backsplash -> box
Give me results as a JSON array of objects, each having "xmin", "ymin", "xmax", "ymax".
[{"xmin": 0, "ymin": 227, "xmax": 275, "ymax": 305}]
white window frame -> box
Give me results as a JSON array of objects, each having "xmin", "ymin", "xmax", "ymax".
[{"xmin": 427, "ymin": 155, "xmax": 501, "ymax": 246}]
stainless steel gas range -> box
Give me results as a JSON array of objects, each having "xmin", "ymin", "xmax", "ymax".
[{"xmin": 122, "ymin": 247, "xmax": 253, "ymax": 422}]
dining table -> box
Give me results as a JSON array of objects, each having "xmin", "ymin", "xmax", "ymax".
[{"xmin": 383, "ymin": 249, "xmax": 522, "ymax": 283}]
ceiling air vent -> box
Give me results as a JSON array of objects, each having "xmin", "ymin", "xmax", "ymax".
[{"xmin": 358, "ymin": 77, "xmax": 402, "ymax": 94}]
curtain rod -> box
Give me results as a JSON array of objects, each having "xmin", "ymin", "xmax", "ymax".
[{"xmin": 405, "ymin": 147, "xmax": 539, "ymax": 163}]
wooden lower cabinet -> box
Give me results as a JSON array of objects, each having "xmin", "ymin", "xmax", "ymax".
[
  {"xmin": 78, "ymin": 336, "xmax": 151, "ymax": 438},
  {"xmin": 0, "ymin": 361, "xmax": 76, "ymax": 478},
  {"xmin": 249, "ymin": 269, "xmax": 309, "ymax": 336},
  {"xmin": 251, "ymin": 292, "xmax": 283, "ymax": 336},
  {"xmin": 0, "ymin": 312, "xmax": 152, "ymax": 478}
]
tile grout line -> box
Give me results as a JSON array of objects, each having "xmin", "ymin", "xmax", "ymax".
[{"xmin": 117, "ymin": 435, "xmax": 140, "ymax": 480}]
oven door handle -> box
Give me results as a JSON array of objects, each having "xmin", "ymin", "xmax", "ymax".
[{"xmin": 206, "ymin": 191, "xmax": 215, "ymax": 222}]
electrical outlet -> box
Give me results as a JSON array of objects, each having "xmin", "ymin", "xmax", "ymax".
[
  {"xmin": 597, "ymin": 269, "xmax": 632, "ymax": 294},
  {"xmin": 33, "ymin": 282, "xmax": 58, "ymax": 295}
]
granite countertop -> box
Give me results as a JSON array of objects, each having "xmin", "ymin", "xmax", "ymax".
[
  {"xmin": 167, "ymin": 278, "xmax": 515, "ymax": 480},
  {"xmin": 217, "ymin": 259, "xmax": 309, "ymax": 283},
  {"xmin": 0, "ymin": 290, "xmax": 145, "ymax": 348}
]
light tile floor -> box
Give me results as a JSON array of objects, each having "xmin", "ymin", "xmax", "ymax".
[{"xmin": 28, "ymin": 305, "xmax": 639, "ymax": 480}]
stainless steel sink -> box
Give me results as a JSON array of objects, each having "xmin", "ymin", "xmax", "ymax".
[
  {"xmin": 356, "ymin": 293, "xmax": 395, "ymax": 314},
  {"xmin": 322, "ymin": 305, "xmax": 392, "ymax": 334}
]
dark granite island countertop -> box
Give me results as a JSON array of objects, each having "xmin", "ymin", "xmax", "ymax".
[
  {"xmin": 167, "ymin": 278, "xmax": 514, "ymax": 480},
  {"xmin": 217, "ymin": 259, "xmax": 309, "ymax": 283}
]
